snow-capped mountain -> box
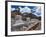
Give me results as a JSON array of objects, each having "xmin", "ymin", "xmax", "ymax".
[
  {"xmin": 11, "ymin": 6, "xmax": 41, "ymax": 17},
  {"xmin": 19, "ymin": 6, "xmax": 31, "ymax": 13}
]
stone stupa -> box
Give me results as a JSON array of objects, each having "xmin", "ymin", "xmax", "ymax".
[{"xmin": 13, "ymin": 15, "xmax": 25, "ymax": 27}]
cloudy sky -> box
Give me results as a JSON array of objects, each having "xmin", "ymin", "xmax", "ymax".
[{"xmin": 11, "ymin": 5, "xmax": 41, "ymax": 17}]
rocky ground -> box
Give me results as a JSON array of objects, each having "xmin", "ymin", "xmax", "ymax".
[{"xmin": 11, "ymin": 19, "xmax": 41, "ymax": 31}]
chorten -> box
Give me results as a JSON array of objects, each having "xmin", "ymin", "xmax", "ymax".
[{"xmin": 13, "ymin": 15, "xmax": 24, "ymax": 26}]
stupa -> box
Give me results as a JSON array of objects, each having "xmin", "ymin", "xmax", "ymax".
[{"xmin": 13, "ymin": 15, "xmax": 25, "ymax": 27}]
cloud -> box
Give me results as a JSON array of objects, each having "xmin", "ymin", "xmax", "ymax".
[{"xmin": 32, "ymin": 7, "xmax": 41, "ymax": 17}]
